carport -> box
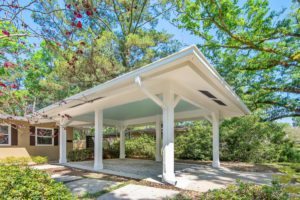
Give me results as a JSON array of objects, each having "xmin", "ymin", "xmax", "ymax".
[{"xmin": 36, "ymin": 45, "xmax": 250, "ymax": 185}]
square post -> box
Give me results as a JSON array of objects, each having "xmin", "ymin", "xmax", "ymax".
[
  {"xmin": 119, "ymin": 125, "xmax": 126, "ymax": 159},
  {"xmin": 59, "ymin": 125, "xmax": 67, "ymax": 164},
  {"xmin": 212, "ymin": 111, "xmax": 220, "ymax": 168},
  {"xmin": 162, "ymin": 89, "xmax": 176, "ymax": 185},
  {"xmin": 94, "ymin": 109, "xmax": 103, "ymax": 170},
  {"xmin": 155, "ymin": 115, "xmax": 162, "ymax": 162}
]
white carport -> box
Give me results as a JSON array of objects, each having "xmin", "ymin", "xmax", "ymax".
[{"xmin": 36, "ymin": 45, "xmax": 250, "ymax": 185}]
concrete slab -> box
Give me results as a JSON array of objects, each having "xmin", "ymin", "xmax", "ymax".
[
  {"xmin": 52, "ymin": 174, "xmax": 83, "ymax": 183},
  {"xmin": 31, "ymin": 164, "xmax": 64, "ymax": 170},
  {"xmin": 98, "ymin": 184, "xmax": 179, "ymax": 200},
  {"xmin": 63, "ymin": 159, "xmax": 274, "ymax": 193},
  {"xmin": 65, "ymin": 178, "xmax": 119, "ymax": 196}
]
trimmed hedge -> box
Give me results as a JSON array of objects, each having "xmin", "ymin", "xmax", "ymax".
[{"xmin": 0, "ymin": 165, "xmax": 74, "ymax": 199}]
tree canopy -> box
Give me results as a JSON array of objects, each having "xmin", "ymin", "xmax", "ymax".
[
  {"xmin": 174, "ymin": 0, "xmax": 300, "ymax": 120},
  {"xmin": 0, "ymin": 0, "xmax": 299, "ymax": 121}
]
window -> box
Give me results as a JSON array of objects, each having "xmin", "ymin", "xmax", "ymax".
[
  {"xmin": 36, "ymin": 127, "xmax": 54, "ymax": 146},
  {"xmin": 0, "ymin": 124, "xmax": 11, "ymax": 146}
]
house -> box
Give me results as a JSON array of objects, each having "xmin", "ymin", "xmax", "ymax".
[
  {"xmin": 0, "ymin": 45, "xmax": 250, "ymax": 184},
  {"xmin": 0, "ymin": 114, "xmax": 73, "ymax": 161}
]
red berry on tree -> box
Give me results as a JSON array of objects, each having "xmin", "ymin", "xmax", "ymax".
[
  {"xmin": 74, "ymin": 11, "xmax": 82, "ymax": 18},
  {"xmin": 66, "ymin": 4, "xmax": 71, "ymax": 9},
  {"xmin": 86, "ymin": 10, "xmax": 93, "ymax": 16},
  {"xmin": 0, "ymin": 82, "xmax": 7, "ymax": 88},
  {"xmin": 11, "ymin": 83, "xmax": 18, "ymax": 89},
  {"xmin": 2, "ymin": 30, "xmax": 10, "ymax": 37},
  {"xmin": 4, "ymin": 61, "xmax": 15, "ymax": 68},
  {"xmin": 65, "ymin": 31, "xmax": 72, "ymax": 36},
  {"xmin": 76, "ymin": 21, "xmax": 82, "ymax": 28}
]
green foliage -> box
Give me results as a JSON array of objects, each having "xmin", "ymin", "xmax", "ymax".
[
  {"xmin": 125, "ymin": 134, "xmax": 156, "ymax": 159},
  {"xmin": 103, "ymin": 139, "xmax": 120, "ymax": 159},
  {"xmin": 0, "ymin": 165, "xmax": 74, "ymax": 199},
  {"xmin": 103, "ymin": 135, "xmax": 156, "ymax": 159},
  {"xmin": 220, "ymin": 115, "xmax": 300, "ymax": 163},
  {"xmin": 175, "ymin": 0, "xmax": 300, "ymax": 120},
  {"xmin": 292, "ymin": 117, "xmax": 300, "ymax": 127},
  {"xmin": 272, "ymin": 162, "xmax": 300, "ymax": 182},
  {"xmin": 175, "ymin": 121, "xmax": 212, "ymax": 160},
  {"xmin": 31, "ymin": 156, "xmax": 48, "ymax": 164},
  {"xmin": 174, "ymin": 115, "xmax": 300, "ymax": 163},
  {"xmin": 67, "ymin": 148, "xmax": 93, "ymax": 162},
  {"xmin": 0, "ymin": 157, "xmax": 31, "ymax": 166},
  {"xmin": 200, "ymin": 181, "xmax": 288, "ymax": 200},
  {"xmin": 19, "ymin": 0, "xmax": 181, "ymax": 110},
  {"xmin": 0, "ymin": 21, "xmax": 36, "ymax": 115}
]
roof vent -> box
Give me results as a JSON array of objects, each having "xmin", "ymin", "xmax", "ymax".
[
  {"xmin": 199, "ymin": 90, "xmax": 216, "ymax": 98},
  {"xmin": 213, "ymin": 99, "xmax": 226, "ymax": 106}
]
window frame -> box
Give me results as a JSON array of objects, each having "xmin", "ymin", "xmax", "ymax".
[
  {"xmin": 35, "ymin": 127, "xmax": 54, "ymax": 146},
  {"xmin": 0, "ymin": 123, "xmax": 11, "ymax": 146}
]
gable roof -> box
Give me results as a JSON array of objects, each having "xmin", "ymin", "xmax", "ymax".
[{"xmin": 35, "ymin": 45, "xmax": 250, "ymax": 123}]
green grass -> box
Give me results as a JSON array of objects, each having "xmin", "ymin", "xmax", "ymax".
[
  {"xmin": 266, "ymin": 162, "xmax": 300, "ymax": 195},
  {"xmin": 80, "ymin": 182, "xmax": 129, "ymax": 199}
]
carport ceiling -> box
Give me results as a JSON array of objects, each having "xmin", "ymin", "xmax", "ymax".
[{"xmin": 72, "ymin": 98, "xmax": 198, "ymax": 122}]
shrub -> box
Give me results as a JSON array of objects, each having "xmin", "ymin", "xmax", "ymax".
[
  {"xmin": 0, "ymin": 165, "xmax": 74, "ymax": 199},
  {"xmin": 126, "ymin": 134, "xmax": 155, "ymax": 159},
  {"xmin": 175, "ymin": 121, "xmax": 212, "ymax": 160},
  {"xmin": 67, "ymin": 148, "xmax": 93, "ymax": 161},
  {"xmin": 103, "ymin": 139, "xmax": 119, "ymax": 159},
  {"xmin": 220, "ymin": 115, "xmax": 300, "ymax": 163},
  {"xmin": 103, "ymin": 135, "xmax": 156, "ymax": 159},
  {"xmin": 31, "ymin": 156, "xmax": 48, "ymax": 164},
  {"xmin": 200, "ymin": 181, "xmax": 288, "ymax": 200},
  {"xmin": 0, "ymin": 156, "xmax": 31, "ymax": 166}
]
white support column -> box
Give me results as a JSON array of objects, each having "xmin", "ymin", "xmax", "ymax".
[
  {"xmin": 155, "ymin": 115, "xmax": 162, "ymax": 162},
  {"xmin": 119, "ymin": 126, "xmax": 126, "ymax": 159},
  {"xmin": 162, "ymin": 89, "xmax": 176, "ymax": 185},
  {"xmin": 212, "ymin": 111, "xmax": 220, "ymax": 168},
  {"xmin": 59, "ymin": 125, "xmax": 67, "ymax": 164},
  {"xmin": 94, "ymin": 109, "xmax": 103, "ymax": 170}
]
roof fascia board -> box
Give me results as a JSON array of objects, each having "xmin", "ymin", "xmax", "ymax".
[{"xmin": 190, "ymin": 46, "xmax": 250, "ymax": 114}]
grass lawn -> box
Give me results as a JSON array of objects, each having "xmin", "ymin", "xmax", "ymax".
[{"xmin": 266, "ymin": 162, "xmax": 300, "ymax": 195}]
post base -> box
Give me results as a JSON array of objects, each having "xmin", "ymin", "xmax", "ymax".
[
  {"xmin": 162, "ymin": 173, "xmax": 176, "ymax": 185},
  {"xmin": 59, "ymin": 159, "xmax": 67, "ymax": 164},
  {"xmin": 212, "ymin": 161, "xmax": 220, "ymax": 168},
  {"xmin": 94, "ymin": 164, "xmax": 103, "ymax": 171}
]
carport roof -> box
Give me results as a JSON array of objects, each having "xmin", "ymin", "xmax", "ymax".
[{"xmin": 35, "ymin": 45, "xmax": 250, "ymax": 125}]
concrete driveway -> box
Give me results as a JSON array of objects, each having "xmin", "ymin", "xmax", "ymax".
[{"xmin": 65, "ymin": 159, "xmax": 274, "ymax": 192}]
